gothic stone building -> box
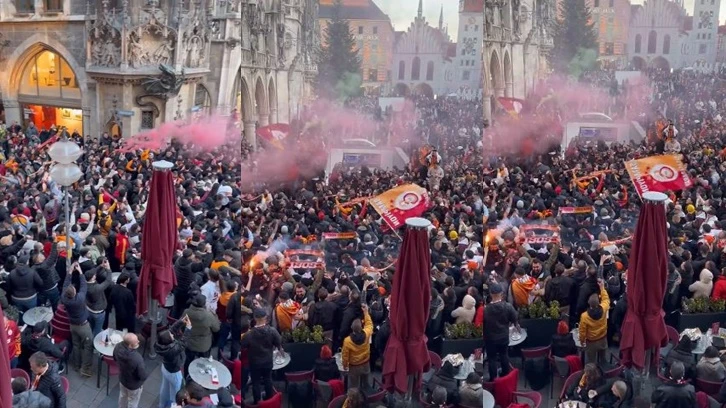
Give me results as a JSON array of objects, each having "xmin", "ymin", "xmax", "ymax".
[
  {"xmin": 0, "ymin": 0, "xmax": 317, "ymax": 147},
  {"xmin": 483, "ymin": 0, "xmax": 554, "ymax": 123}
]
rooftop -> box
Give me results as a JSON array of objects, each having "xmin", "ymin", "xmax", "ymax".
[{"xmin": 318, "ymin": 0, "xmax": 391, "ymax": 21}]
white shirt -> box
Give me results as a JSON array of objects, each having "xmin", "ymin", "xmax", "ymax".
[{"xmin": 200, "ymin": 281, "xmax": 220, "ymax": 313}]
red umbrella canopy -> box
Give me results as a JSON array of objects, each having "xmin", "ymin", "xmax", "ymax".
[
  {"xmin": 0, "ymin": 306, "xmax": 13, "ymax": 408},
  {"xmin": 620, "ymin": 192, "xmax": 669, "ymax": 370},
  {"xmin": 136, "ymin": 164, "xmax": 179, "ymax": 315},
  {"xmin": 383, "ymin": 218, "xmax": 432, "ymax": 394}
]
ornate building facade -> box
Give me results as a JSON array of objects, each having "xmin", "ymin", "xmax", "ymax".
[
  {"xmin": 0, "ymin": 0, "xmax": 317, "ymax": 148},
  {"xmin": 483, "ymin": 0, "xmax": 554, "ymax": 123}
]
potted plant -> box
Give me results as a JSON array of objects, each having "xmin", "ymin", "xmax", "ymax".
[
  {"xmin": 440, "ymin": 321, "xmax": 483, "ymax": 358},
  {"xmin": 677, "ymin": 297, "xmax": 726, "ymax": 332},
  {"xmin": 281, "ymin": 325, "xmax": 325, "ymax": 371},
  {"xmin": 517, "ymin": 299, "xmax": 562, "ymax": 348}
]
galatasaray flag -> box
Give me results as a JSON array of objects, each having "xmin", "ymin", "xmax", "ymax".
[
  {"xmin": 497, "ymin": 97, "xmax": 525, "ymax": 118},
  {"xmin": 369, "ymin": 184, "xmax": 431, "ymax": 230},
  {"xmin": 625, "ymin": 154, "xmax": 693, "ymax": 198},
  {"xmin": 256, "ymin": 124, "xmax": 290, "ymax": 150}
]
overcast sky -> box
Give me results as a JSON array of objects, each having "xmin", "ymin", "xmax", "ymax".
[{"xmin": 376, "ymin": 0, "xmax": 461, "ymax": 41}]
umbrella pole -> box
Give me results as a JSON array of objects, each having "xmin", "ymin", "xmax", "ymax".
[{"xmin": 148, "ymin": 290, "xmax": 159, "ymax": 359}]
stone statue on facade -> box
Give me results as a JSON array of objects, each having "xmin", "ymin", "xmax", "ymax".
[
  {"xmin": 152, "ymin": 40, "xmax": 174, "ymax": 65},
  {"xmin": 100, "ymin": 38, "xmax": 120, "ymax": 66},
  {"xmin": 512, "ymin": 0, "xmax": 521, "ymax": 37},
  {"xmin": 485, "ymin": 6, "xmax": 493, "ymax": 34},
  {"xmin": 136, "ymin": 64, "xmax": 185, "ymax": 117},
  {"xmin": 187, "ymin": 36, "xmax": 203, "ymax": 67},
  {"xmin": 277, "ymin": 23, "xmax": 286, "ymax": 64},
  {"xmin": 128, "ymin": 33, "xmax": 150, "ymax": 68}
]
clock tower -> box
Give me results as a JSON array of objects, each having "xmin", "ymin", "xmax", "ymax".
[
  {"xmin": 692, "ymin": 0, "xmax": 720, "ymax": 66},
  {"xmin": 454, "ymin": 0, "xmax": 485, "ymax": 100}
]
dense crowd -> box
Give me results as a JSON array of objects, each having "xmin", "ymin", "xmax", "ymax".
[{"xmin": 0, "ymin": 67, "xmax": 725, "ymax": 408}]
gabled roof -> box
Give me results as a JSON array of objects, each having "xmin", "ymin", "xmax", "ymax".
[{"xmin": 318, "ymin": 0, "xmax": 390, "ymax": 21}]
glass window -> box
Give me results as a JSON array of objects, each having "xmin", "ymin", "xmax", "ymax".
[
  {"xmin": 141, "ymin": 111, "xmax": 155, "ymax": 129},
  {"xmin": 463, "ymin": 71, "xmax": 470, "ymax": 80},
  {"xmin": 411, "ymin": 57, "xmax": 420, "ymax": 80},
  {"xmin": 663, "ymin": 35, "xmax": 671, "ymax": 54},
  {"xmin": 19, "ymin": 50, "xmax": 80, "ymax": 101},
  {"xmin": 194, "ymin": 84, "xmax": 211, "ymax": 115},
  {"xmin": 45, "ymin": 0, "xmax": 62, "ymax": 12},
  {"xmin": 634, "ymin": 34, "xmax": 641, "ymax": 53},
  {"xmin": 398, "ymin": 61, "xmax": 405, "ymax": 80},
  {"xmin": 426, "ymin": 61, "xmax": 434, "ymax": 80},
  {"xmin": 59, "ymin": 56, "xmax": 80, "ymax": 100},
  {"xmin": 14, "ymin": 0, "xmax": 34, "ymax": 13},
  {"xmin": 647, "ymin": 30, "xmax": 657, "ymax": 54}
]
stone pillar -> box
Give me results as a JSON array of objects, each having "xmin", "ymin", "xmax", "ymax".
[
  {"xmin": 495, "ymin": 87, "xmax": 505, "ymax": 97},
  {"xmin": 483, "ymin": 94, "xmax": 492, "ymax": 126},
  {"xmin": 244, "ymin": 120, "xmax": 256, "ymax": 150},
  {"xmin": 505, "ymin": 80, "xmax": 513, "ymax": 98},
  {"xmin": 269, "ymin": 108, "xmax": 278, "ymax": 125},
  {"xmin": 3, "ymin": 100, "xmax": 21, "ymax": 127},
  {"xmin": 258, "ymin": 114, "xmax": 269, "ymax": 127},
  {"xmin": 82, "ymin": 107, "xmax": 92, "ymax": 137}
]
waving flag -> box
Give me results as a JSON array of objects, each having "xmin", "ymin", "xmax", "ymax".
[
  {"xmin": 369, "ymin": 184, "xmax": 431, "ymax": 230},
  {"xmin": 256, "ymin": 124, "xmax": 290, "ymax": 150},
  {"xmin": 497, "ymin": 97, "xmax": 525, "ymax": 118},
  {"xmin": 625, "ymin": 154, "xmax": 693, "ymax": 198}
]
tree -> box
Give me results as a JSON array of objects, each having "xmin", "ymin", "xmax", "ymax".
[
  {"xmin": 316, "ymin": 0, "xmax": 362, "ymax": 99},
  {"xmin": 550, "ymin": 0, "xmax": 598, "ymax": 75}
]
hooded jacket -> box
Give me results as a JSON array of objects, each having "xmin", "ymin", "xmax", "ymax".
[
  {"xmin": 182, "ymin": 305, "xmax": 221, "ymax": 352},
  {"xmin": 12, "ymin": 390, "xmax": 52, "ymax": 408},
  {"xmin": 696, "ymin": 356, "xmax": 726, "ymax": 382},
  {"xmin": 113, "ymin": 341, "xmax": 148, "ymax": 390},
  {"xmin": 689, "ymin": 269, "xmax": 713, "ymax": 299},
  {"xmin": 341, "ymin": 310, "xmax": 372, "ymax": 369},
  {"xmin": 579, "ymin": 285, "xmax": 610, "ymax": 344},
  {"xmin": 8, "ymin": 265, "xmax": 44, "ymax": 299},
  {"xmin": 34, "ymin": 244, "xmax": 59, "ymax": 292},
  {"xmin": 154, "ymin": 319, "xmax": 187, "ymax": 373},
  {"xmin": 174, "ymin": 256, "xmax": 195, "ymax": 296},
  {"xmin": 451, "ymin": 294, "xmax": 476, "ymax": 324},
  {"xmin": 651, "ymin": 381, "xmax": 696, "ymax": 408},
  {"xmin": 308, "ymin": 299, "xmax": 337, "ymax": 332}
]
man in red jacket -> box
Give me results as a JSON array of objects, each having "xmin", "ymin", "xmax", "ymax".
[
  {"xmin": 114, "ymin": 227, "xmax": 130, "ymax": 268},
  {"xmin": 712, "ymin": 273, "xmax": 726, "ymax": 300}
]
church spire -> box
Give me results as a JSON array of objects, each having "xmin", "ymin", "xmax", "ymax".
[
  {"xmin": 439, "ymin": 4, "xmax": 443, "ymax": 29},
  {"xmin": 418, "ymin": 0, "xmax": 423, "ymax": 18}
]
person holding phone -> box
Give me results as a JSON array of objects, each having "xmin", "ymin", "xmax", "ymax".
[{"xmin": 60, "ymin": 262, "xmax": 94, "ymax": 378}]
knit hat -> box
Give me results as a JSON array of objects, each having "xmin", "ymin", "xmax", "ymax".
[
  {"xmin": 449, "ymin": 231, "xmax": 458, "ymax": 240},
  {"xmin": 686, "ymin": 204, "xmax": 696, "ymax": 215}
]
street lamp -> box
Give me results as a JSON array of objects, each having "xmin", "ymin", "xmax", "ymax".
[{"xmin": 48, "ymin": 130, "xmax": 83, "ymax": 274}]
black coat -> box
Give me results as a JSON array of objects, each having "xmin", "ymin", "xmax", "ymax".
[
  {"xmin": 32, "ymin": 362, "xmax": 66, "ymax": 408},
  {"xmin": 108, "ymin": 284, "xmax": 136, "ymax": 332},
  {"xmin": 308, "ymin": 300, "xmax": 337, "ymax": 332},
  {"xmin": 338, "ymin": 302, "xmax": 363, "ymax": 341},
  {"xmin": 551, "ymin": 333, "xmax": 578, "ymax": 358},
  {"xmin": 313, "ymin": 358, "xmax": 341, "ymax": 382},
  {"xmin": 7, "ymin": 265, "xmax": 44, "ymax": 299},
  {"xmin": 174, "ymin": 256, "xmax": 195, "ymax": 295},
  {"xmin": 113, "ymin": 342, "xmax": 148, "ymax": 390},
  {"xmin": 651, "ymin": 382, "xmax": 697, "ymax": 408},
  {"xmin": 576, "ymin": 275, "xmax": 600, "ymax": 318},
  {"xmin": 154, "ymin": 319, "xmax": 187, "ymax": 373},
  {"xmin": 34, "ymin": 244, "xmax": 59, "ymax": 291}
]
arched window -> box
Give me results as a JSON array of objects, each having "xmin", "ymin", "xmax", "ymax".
[
  {"xmin": 426, "ymin": 61, "xmax": 434, "ymax": 80},
  {"xmin": 194, "ymin": 84, "xmax": 212, "ymax": 115},
  {"xmin": 663, "ymin": 34, "xmax": 671, "ymax": 54},
  {"xmin": 647, "ymin": 30, "xmax": 657, "ymax": 54},
  {"xmin": 411, "ymin": 57, "xmax": 421, "ymax": 80},
  {"xmin": 635, "ymin": 34, "xmax": 641, "ymax": 53},
  {"xmin": 398, "ymin": 61, "xmax": 405, "ymax": 80},
  {"xmin": 19, "ymin": 49, "xmax": 81, "ymax": 100}
]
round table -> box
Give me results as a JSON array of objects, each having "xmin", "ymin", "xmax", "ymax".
[
  {"xmin": 273, "ymin": 350, "xmax": 291, "ymax": 371},
  {"xmin": 509, "ymin": 328, "xmax": 527, "ymax": 347},
  {"xmin": 691, "ymin": 330, "xmax": 713, "ymax": 355},
  {"xmin": 334, "ymin": 352, "xmax": 348, "ymax": 373},
  {"xmin": 482, "ymin": 390, "xmax": 496, "ymax": 408},
  {"xmin": 94, "ymin": 328, "xmax": 125, "ymax": 388},
  {"xmin": 188, "ymin": 358, "xmax": 232, "ymax": 390},
  {"xmin": 23, "ymin": 306, "xmax": 53, "ymax": 326},
  {"xmin": 558, "ymin": 401, "xmax": 588, "ymax": 408}
]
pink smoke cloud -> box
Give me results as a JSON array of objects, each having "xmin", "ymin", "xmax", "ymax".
[{"xmin": 118, "ymin": 114, "xmax": 240, "ymax": 153}]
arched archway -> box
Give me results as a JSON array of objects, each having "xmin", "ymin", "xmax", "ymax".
[
  {"xmin": 193, "ymin": 84, "xmax": 212, "ymax": 116},
  {"xmin": 394, "ymin": 83, "xmax": 410, "ymax": 97},
  {"xmin": 649, "ymin": 56, "xmax": 670, "ymax": 71},
  {"xmin": 412, "ymin": 83, "xmax": 433, "ymax": 98},
  {"xmin": 631, "ymin": 56, "xmax": 646, "ymax": 70},
  {"xmin": 254, "ymin": 76, "xmax": 268, "ymax": 126},
  {"xmin": 503, "ymin": 52, "xmax": 513, "ymax": 97},
  {"xmin": 489, "ymin": 51, "xmax": 503, "ymax": 96},
  {"xmin": 267, "ymin": 78, "xmax": 277, "ymax": 124}
]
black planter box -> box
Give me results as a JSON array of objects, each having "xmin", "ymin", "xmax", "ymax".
[
  {"xmin": 282, "ymin": 342, "xmax": 324, "ymax": 372},
  {"xmin": 440, "ymin": 338, "xmax": 482, "ymax": 358},
  {"xmin": 676, "ymin": 312, "xmax": 726, "ymax": 332},
  {"xmin": 520, "ymin": 319, "xmax": 559, "ymax": 348}
]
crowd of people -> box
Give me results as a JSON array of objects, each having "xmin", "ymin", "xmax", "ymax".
[{"xmin": 0, "ymin": 65, "xmax": 725, "ymax": 408}]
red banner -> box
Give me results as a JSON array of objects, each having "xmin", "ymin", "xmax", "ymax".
[
  {"xmin": 289, "ymin": 261, "xmax": 324, "ymax": 269},
  {"xmin": 559, "ymin": 206, "xmax": 594, "ymax": 215},
  {"xmin": 369, "ymin": 184, "xmax": 431, "ymax": 230},
  {"xmin": 520, "ymin": 225, "xmax": 561, "ymax": 232},
  {"xmin": 497, "ymin": 97, "xmax": 525, "ymax": 118},
  {"xmin": 256, "ymin": 124, "xmax": 290, "ymax": 150},
  {"xmin": 625, "ymin": 154, "xmax": 693, "ymax": 197},
  {"xmin": 523, "ymin": 235, "xmax": 560, "ymax": 245},
  {"xmin": 322, "ymin": 232, "xmax": 357, "ymax": 240}
]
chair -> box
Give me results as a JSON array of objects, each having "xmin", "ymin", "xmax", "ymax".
[
  {"xmin": 313, "ymin": 379, "xmax": 334, "ymax": 407},
  {"xmin": 222, "ymin": 356, "xmax": 236, "ymax": 374},
  {"xmin": 520, "ymin": 346, "xmax": 551, "ymax": 388},
  {"xmin": 367, "ymin": 378, "xmax": 387, "ymax": 404},
  {"xmin": 696, "ymin": 377, "xmax": 723, "ymax": 397},
  {"xmin": 327, "ymin": 395, "xmax": 346, "ymax": 408},
  {"xmin": 604, "ymin": 365, "xmax": 625, "ymax": 379},
  {"xmin": 559, "ymin": 370, "xmax": 584, "ymax": 401},
  {"xmin": 101, "ymin": 355, "xmax": 120, "ymax": 395},
  {"xmin": 513, "ymin": 391, "xmax": 543, "ymax": 408},
  {"xmin": 10, "ymin": 368, "xmax": 30, "ymax": 384},
  {"xmin": 248, "ymin": 391, "xmax": 282, "ymax": 408},
  {"xmin": 423, "ymin": 350, "xmax": 443, "ymax": 384},
  {"xmin": 417, "ymin": 391, "xmax": 454, "ymax": 408},
  {"xmin": 284, "ymin": 369, "xmax": 314, "ymax": 404},
  {"xmin": 60, "ymin": 376, "xmax": 69, "ymax": 393},
  {"xmin": 549, "ymin": 354, "xmax": 573, "ymax": 399},
  {"xmin": 666, "ymin": 325, "xmax": 680, "ymax": 345}
]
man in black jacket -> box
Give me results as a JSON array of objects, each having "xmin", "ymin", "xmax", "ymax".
[
  {"xmin": 84, "ymin": 267, "xmax": 111, "ymax": 337},
  {"xmin": 483, "ymin": 283, "xmax": 518, "ymax": 380},
  {"xmin": 226, "ymin": 283, "xmax": 253, "ymax": 360},
  {"xmin": 108, "ymin": 273, "xmax": 137, "ymax": 333},
  {"xmin": 172, "ymin": 249, "xmax": 195, "ymax": 318},
  {"xmin": 20, "ymin": 321, "xmax": 69, "ymax": 372},
  {"xmin": 241, "ymin": 308, "xmax": 282, "ymax": 404},
  {"xmin": 29, "ymin": 351, "xmax": 66, "ymax": 408},
  {"xmin": 114, "ymin": 333, "xmax": 148, "ymax": 408},
  {"xmin": 60, "ymin": 263, "xmax": 94, "ymax": 377},
  {"xmin": 307, "ymin": 288, "xmax": 337, "ymax": 340},
  {"xmin": 33, "ymin": 243, "xmax": 60, "ymax": 311},
  {"xmin": 575, "ymin": 265, "xmax": 600, "ymax": 324},
  {"xmin": 652, "ymin": 361, "xmax": 696, "ymax": 408},
  {"xmin": 544, "ymin": 264, "xmax": 576, "ymax": 316},
  {"xmin": 8, "ymin": 255, "xmax": 44, "ymax": 314}
]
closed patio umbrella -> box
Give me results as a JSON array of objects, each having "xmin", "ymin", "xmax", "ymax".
[
  {"xmin": 620, "ymin": 191, "xmax": 669, "ymax": 370},
  {"xmin": 383, "ymin": 217, "xmax": 432, "ymax": 396},
  {"xmin": 0, "ymin": 306, "xmax": 12, "ymax": 408}
]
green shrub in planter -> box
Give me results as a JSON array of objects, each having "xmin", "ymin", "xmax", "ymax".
[
  {"xmin": 440, "ymin": 322, "xmax": 483, "ymax": 358},
  {"xmin": 518, "ymin": 299, "xmax": 561, "ymax": 348},
  {"xmin": 518, "ymin": 299, "xmax": 561, "ymax": 320},
  {"xmin": 678, "ymin": 298, "xmax": 726, "ymax": 332},
  {"xmin": 281, "ymin": 325, "xmax": 326, "ymax": 371}
]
